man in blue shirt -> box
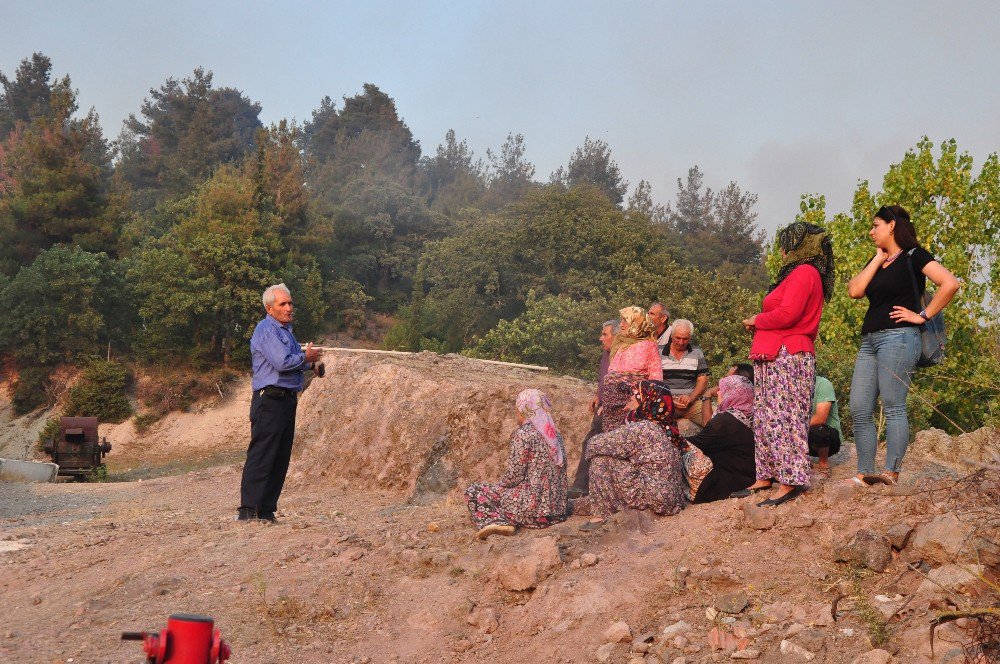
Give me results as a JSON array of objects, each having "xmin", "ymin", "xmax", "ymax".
[{"xmin": 238, "ymin": 283, "xmax": 322, "ymax": 522}]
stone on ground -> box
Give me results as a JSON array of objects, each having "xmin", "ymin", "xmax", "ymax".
[
  {"xmin": 741, "ymin": 503, "xmax": 775, "ymax": 530},
  {"xmin": 850, "ymin": 648, "xmax": 893, "ymax": 663},
  {"xmin": 833, "ymin": 529, "xmax": 893, "ymax": 572},
  {"xmin": 494, "ymin": 535, "xmax": 562, "ymax": 591},
  {"xmin": 604, "ymin": 621, "xmax": 632, "ymax": 643}
]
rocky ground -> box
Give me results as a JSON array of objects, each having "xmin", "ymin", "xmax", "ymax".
[{"xmin": 1, "ymin": 353, "xmax": 997, "ymax": 663}]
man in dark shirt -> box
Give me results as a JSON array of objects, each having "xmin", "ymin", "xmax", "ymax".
[
  {"xmin": 568, "ymin": 319, "xmax": 616, "ymax": 499},
  {"xmin": 238, "ymin": 283, "xmax": 322, "ymax": 522}
]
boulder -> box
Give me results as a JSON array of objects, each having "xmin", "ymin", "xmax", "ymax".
[
  {"xmin": 910, "ymin": 513, "xmax": 973, "ymax": 565},
  {"xmin": 714, "ymin": 593, "xmax": 748, "ymax": 614},
  {"xmin": 834, "ymin": 529, "xmax": 893, "ymax": 572},
  {"xmin": 885, "ymin": 524, "xmax": 914, "ymax": 551},
  {"xmin": 494, "ymin": 536, "xmax": 562, "ymax": 591},
  {"xmin": 917, "ymin": 563, "xmax": 986, "ymax": 596}
]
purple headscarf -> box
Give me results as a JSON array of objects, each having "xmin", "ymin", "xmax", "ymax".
[
  {"xmin": 516, "ymin": 389, "xmax": 564, "ymax": 466},
  {"xmin": 717, "ymin": 375, "xmax": 754, "ymax": 428}
]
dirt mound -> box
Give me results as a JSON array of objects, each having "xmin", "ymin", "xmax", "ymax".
[{"xmin": 290, "ymin": 352, "xmax": 595, "ymax": 499}]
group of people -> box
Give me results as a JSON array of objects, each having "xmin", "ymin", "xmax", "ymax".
[
  {"xmin": 230, "ymin": 206, "xmax": 958, "ymax": 532},
  {"xmin": 462, "ymin": 205, "xmax": 959, "ymax": 538}
]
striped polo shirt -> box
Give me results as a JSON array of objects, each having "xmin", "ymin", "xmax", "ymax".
[{"xmin": 660, "ymin": 344, "xmax": 709, "ymax": 396}]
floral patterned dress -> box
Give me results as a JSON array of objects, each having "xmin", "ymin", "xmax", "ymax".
[
  {"xmin": 580, "ymin": 419, "xmax": 686, "ymax": 518},
  {"xmin": 602, "ymin": 341, "xmax": 664, "ymax": 432},
  {"xmin": 464, "ymin": 423, "xmax": 569, "ymax": 529}
]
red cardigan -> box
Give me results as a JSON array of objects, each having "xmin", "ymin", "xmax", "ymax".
[{"xmin": 750, "ymin": 264, "xmax": 824, "ymax": 360}]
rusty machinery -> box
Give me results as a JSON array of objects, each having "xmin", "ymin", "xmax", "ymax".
[
  {"xmin": 122, "ymin": 613, "xmax": 231, "ymax": 663},
  {"xmin": 42, "ymin": 416, "xmax": 112, "ymax": 479}
]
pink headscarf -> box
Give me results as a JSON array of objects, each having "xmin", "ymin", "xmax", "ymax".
[
  {"xmin": 516, "ymin": 389, "xmax": 564, "ymax": 466},
  {"xmin": 717, "ymin": 375, "xmax": 754, "ymax": 428}
]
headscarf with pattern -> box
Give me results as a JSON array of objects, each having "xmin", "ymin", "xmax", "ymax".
[
  {"xmin": 610, "ymin": 306, "xmax": 656, "ymax": 359},
  {"xmin": 516, "ymin": 389, "xmax": 564, "ymax": 466},
  {"xmin": 626, "ymin": 380, "xmax": 682, "ymax": 446},
  {"xmin": 772, "ymin": 221, "xmax": 835, "ymax": 301},
  {"xmin": 716, "ymin": 375, "xmax": 754, "ymax": 428}
]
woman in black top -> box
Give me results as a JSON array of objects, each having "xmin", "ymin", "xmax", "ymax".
[
  {"xmin": 685, "ymin": 374, "xmax": 756, "ymax": 503},
  {"xmin": 846, "ymin": 205, "xmax": 959, "ymax": 484}
]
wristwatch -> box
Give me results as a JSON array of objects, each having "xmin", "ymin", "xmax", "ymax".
[{"xmin": 918, "ymin": 309, "xmax": 929, "ymax": 321}]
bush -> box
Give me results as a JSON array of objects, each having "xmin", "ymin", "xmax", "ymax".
[
  {"xmin": 64, "ymin": 360, "xmax": 133, "ymax": 423},
  {"xmin": 11, "ymin": 366, "xmax": 51, "ymax": 414},
  {"xmin": 37, "ymin": 416, "xmax": 61, "ymax": 452}
]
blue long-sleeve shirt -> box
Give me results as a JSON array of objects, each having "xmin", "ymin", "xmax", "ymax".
[{"xmin": 250, "ymin": 315, "xmax": 307, "ymax": 391}]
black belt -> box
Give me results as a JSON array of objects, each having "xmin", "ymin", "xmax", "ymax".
[{"xmin": 259, "ymin": 385, "xmax": 298, "ymax": 399}]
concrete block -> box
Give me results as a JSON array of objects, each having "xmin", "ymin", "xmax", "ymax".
[{"xmin": 0, "ymin": 458, "xmax": 59, "ymax": 483}]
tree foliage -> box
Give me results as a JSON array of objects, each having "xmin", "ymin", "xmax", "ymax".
[
  {"xmin": 0, "ymin": 245, "xmax": 131, "ymax": 367},
  {"xmin": 117, "ymin": 68, "xmax": 262, "ymax": 208},
  {"xmin": 552, "ymin": 136, "xmax": 628, "ymax": 208},
  {"xmin": 781, "ymin": 138, "xmax": 1000, "ymax": 434}
]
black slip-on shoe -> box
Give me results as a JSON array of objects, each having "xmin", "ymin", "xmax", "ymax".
[{"xmin": 756, "ymin": 486, "xmax": 804, "ymax": 507}]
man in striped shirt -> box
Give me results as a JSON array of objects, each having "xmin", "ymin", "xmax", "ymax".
[{"xmin": 661, "ymin": 319, "xmax": 710, "ymax": 427}]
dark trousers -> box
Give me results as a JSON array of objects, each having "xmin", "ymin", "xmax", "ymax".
[
  {"xmin": 240, "ymin": 389, "xmax": 297, "ymax": 513},
  {"xmin": 807, "ymin": 424, "xmax": 841, "ymax": 458},
  {"xmin": 570, "ymin": 413, "xmax": 603, "ymax": 495}
]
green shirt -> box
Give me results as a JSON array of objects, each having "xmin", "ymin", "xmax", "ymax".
[{"xmin": 812, "ymin": 376, "xmax": 842, "ymax": 439}]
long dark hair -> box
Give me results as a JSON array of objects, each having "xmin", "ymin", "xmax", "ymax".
[{"xmin": 875, "ymin": 205, "xmax": 921, "ymax": 251}]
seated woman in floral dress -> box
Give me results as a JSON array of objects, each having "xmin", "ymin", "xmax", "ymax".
[
  {"xmin": 464, "ymin": 389, "xmax": 569, "ymax": 539},
  {"xmin": 681, "ymin": 374, "xmax": 756, "ymax": 503},
  {"xmin": 572, "ymin": 380, "xmax": 686, "ymax": 519},
  {"xmin": 602, "ymin": 306, "xmax": 663, "ymax": 432}
]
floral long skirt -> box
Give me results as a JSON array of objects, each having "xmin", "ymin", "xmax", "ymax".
[
  {"xmin": 753, "ymin": 348, "xmax": 815, "ymax": 487},
  {"xmin": 464, "ymin": 482, "xmax": 567, "ymax": 530},
  {"xmin": 601, "ymin": 371, "xmax": 642, "ymax": 432}
]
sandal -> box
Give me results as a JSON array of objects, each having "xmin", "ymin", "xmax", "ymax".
[
  {"xmin": 730, "ymin": 485, "xmax": 772, "ymax": 498},
  {"xmin": 879, "ymin": 472, "xmax": 899, "ymax": 486},
  {"xmin": 578, "ymin": 519, "xmax": 605, "ymax": 532},
  {"xmin": 861, "ymin": 473, "xmax": 894, "ymax": 486},
  {"xmin": 847, "ymin": 477, "xmax": 868, "ymax": 487}
]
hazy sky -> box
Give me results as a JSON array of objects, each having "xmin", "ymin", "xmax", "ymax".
[{"xmin": 5, "ymin": 1, "xmax": 998, "ymax": 235}]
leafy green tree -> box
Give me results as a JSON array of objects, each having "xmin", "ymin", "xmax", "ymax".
[
  {"xmin": 304, "ymin": 84, "xmax": 421, "ymax": 199},
  {"xmin": 0, "ymin": 245, "xmax": 131, "ymax": 367},
  {"xmin": 128, "ymin": 167, "xmax": 279, "ymax": 365},
  {"xmin": 422, "ymin": 129, "xmax": 485, "ymax": 214},
  {"xmin": 551, "ymin": 136, "xmax": 628, "ymax": 208},
  {"xmin": 484, "ymin": 133, "xmax": 537, "ymax": 207},
  {"xmin": 468, "ymin": 291, "xmax": 611, "ymax": 376},
  {"xmin": 401, "ymin": 187, "xmax": 673, "ymax": 350},
  {"xmin": 0, "ymin": 53, "xmax": 74, "ymax": 138},
  {"xmin": 0, "ymin": 104, "xmax": 114, "ymax": 273},
  {"xmin": 780, "ymin": 138, "xmax": 1000, "ymax": 434},
  {"xmin": 117, "ymin": 68, "xmax": 262, "ymax": 208}
]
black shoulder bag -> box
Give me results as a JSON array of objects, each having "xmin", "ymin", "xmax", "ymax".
[{"xmin": 905, "ymin": 249, "xmax": 946, "ymax": 367}]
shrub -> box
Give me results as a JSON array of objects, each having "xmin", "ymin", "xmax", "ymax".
[
  {"xmin": 64, "ymin": 360, "xmax": 133, "ymax": 423},
  {"xmin": 11, "ymin": 366, "xmax": 52, "ymax": 414}
]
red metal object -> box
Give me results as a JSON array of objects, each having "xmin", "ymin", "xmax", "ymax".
[{"xmin": 122, "ymin": 613, "xmax": 230, "ymax": 663}]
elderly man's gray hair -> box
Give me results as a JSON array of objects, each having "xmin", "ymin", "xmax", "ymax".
[
  {"xmin": 672, "ymin": 318, "xmax": 694, "ymax": 336},
  {"xmin": 602, "ymin": 319, "xmax": 619, "ymax": 330},
  {"xmin": 649, "ymin": 302, "xmax": 670, "ymax": 317},
  {"xmin": 262, "ymin": 283, "xmax": 291, "ymax": 308}
]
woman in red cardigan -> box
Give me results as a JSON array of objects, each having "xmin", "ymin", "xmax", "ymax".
[{"xmin": 741, "ymin": 222, "xmax": 834, "ymax": 506}]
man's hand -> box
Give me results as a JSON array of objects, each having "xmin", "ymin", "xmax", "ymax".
[
  {"xmin": 674, "ymin": 395, "xmax": 691, "ymax": 409},
  {"xmin": 304, "ymin": 342, "xmax": 322, "ymax": 364}
]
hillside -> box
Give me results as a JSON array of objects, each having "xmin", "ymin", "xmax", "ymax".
[{"xmin": 0, "ymin": 352, "xmax": 997, "ymax": 663}]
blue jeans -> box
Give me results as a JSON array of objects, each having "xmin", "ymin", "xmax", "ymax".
[{"xmin": 849, "ymin": 327, "xmax": 921, "ymax": 474}]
